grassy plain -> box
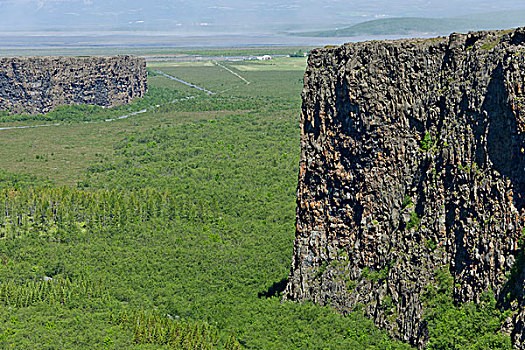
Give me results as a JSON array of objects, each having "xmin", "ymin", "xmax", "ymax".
[
  {"xmin": 3, "ymin": 42, "xmax": 520, "ymax": 350},
  {"xmin": 0, "ymin": 47, "xmax": 312, "ymax": 59},
  {"xmin": 0, "ymin": 47, "xmax": 515, "ymax": 349},
  {"xmin": 0, "ymin": 54, "xmax": 417, "ymax": 349}
]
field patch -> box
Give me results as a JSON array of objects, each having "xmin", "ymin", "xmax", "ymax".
[{"xmin": 230, "ymin": 57, "xmax": 307, "ymax": 71}]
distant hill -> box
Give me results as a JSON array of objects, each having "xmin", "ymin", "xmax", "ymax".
[{"xmin": 295, "ymin": 10, "xmax": 525, "ymax": 37}]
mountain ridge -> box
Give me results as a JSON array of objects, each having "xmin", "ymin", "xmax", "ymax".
[{"xmin": 294, "ymin": 10, "xmax": 525, "ymax": 37}]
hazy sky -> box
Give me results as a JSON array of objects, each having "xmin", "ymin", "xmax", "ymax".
[{"xmin": 2, "ymin": 0, "xmax": 525, "ymax": 33}]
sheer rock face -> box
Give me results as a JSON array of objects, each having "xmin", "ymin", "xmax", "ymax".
[
  {"xmin": 284, "ymin": 28, "xmax": 525, "ymax": 348},
  {"xmin": 0, "ymin": 55, "xmax": 147, "ymax": 115}
]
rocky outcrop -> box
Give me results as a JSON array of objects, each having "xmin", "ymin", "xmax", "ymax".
[
  {"xmin": 284, "ymin": 28, "xmax": 525, "ymax": 347},
  {"xmin": 0, "ymin": 56, "xmax": 147, "ymax": 115}
]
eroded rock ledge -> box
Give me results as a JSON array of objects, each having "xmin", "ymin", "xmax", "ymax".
[
  {"xmin": 0, "ymin": 55, "xmax": 147, "ymax": 115},
  {"xmin": 285, "ymin": 28, "xmax": 525, "ymax": 347}
]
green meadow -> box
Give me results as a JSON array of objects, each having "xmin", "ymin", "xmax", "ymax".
[{"xmin": 0, "ymin": 54, "xmax": 509, "ymax": 349}]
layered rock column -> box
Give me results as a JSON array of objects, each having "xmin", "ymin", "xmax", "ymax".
[
  {"xmin": 285, "ymin": 28, "xmax": 525, "ymax": 347},
  {"xmin": 0, "ymin": 55, "xmax": 147, "ymax": 114}
]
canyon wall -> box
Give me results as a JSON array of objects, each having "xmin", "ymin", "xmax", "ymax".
[
  {"xmin": 0, "ymin": 55, "xmax": 147, "ymax": 115},
  {"xmin": 285, "ymin": 28, "xmax": 525, "ymax": 347}
]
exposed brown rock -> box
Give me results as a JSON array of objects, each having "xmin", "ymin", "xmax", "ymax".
[
  {"xmin": 284, "ymin": 28, "xmax": 525, "ymax": 347},
  {"xmin": 0, "ymin": 55, "xmax": 147, "ymax": 115}
]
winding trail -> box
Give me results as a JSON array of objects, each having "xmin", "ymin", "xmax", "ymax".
[
  {"xmin": 213, "ymin": 62, "xmax": 250, "ymax": 85},
  {"xmin": 0, "ymin": 123, "xmax": 61, "ymax": 131},
  {"xmin": 155, "ymin": 71, "xmax": 215, "ymax": 95},
  {"xmin": 103, "ymin": 108, "xmax": 148, "ymax": 122},
  {"xmin": 0, "ymin": 96, "xmax": 196, "ymax": 132}
]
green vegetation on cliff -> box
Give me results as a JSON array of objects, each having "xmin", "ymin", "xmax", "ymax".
[{"xmin": 423, "ymin": 267, "xmax": 511, "ymax": 350}]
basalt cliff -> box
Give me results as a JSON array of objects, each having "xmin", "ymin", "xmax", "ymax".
[
  {"xmin": 0, "ymin": 55, "xmax": 147, "ymax": 115},
  {"xmin": 284, "ymin": 28, "xmax": 525, "ymax": 347}
]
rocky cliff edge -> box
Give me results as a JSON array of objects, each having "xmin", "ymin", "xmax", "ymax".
[{"xmin": 285, "ymin": 28, "xmax": 525, "ymax": 347}]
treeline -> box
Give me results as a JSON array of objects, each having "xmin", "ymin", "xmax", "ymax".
[
  {"xmin": 0, "ymin": 276, "xmax": 109, "ymax": 308},
  {"xmin": 0, "ymin": 186, "xmax": 216, "ymax": 238},
  {"xmin": 0, "ymin": 273, "xmax": 242, "ymax": 349},
  {"xmin": 111, "ymin": 309, "xmax": 241, "ymax": 349}
]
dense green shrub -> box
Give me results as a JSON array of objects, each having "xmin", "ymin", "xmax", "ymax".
[
  {"xmin": 0, "ymin": 87, "xmax": 184, "ymax": 123},
  {"xmin": 422, "ymin": 266, "xmax": 512, "ymax": 350},
  {"xmin": 1, "ymin": 57, "xmax": 509, "ymax": 349}
]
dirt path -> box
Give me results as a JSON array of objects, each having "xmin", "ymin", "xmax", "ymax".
[
  {"xmin": 213, "ymin": 62, "xmax": 250, "ymax": 85},
  {"xmin": 0, "ymin": 96, "xmax": 196, "ymax": 132},
  {"xmin": 0, "ymin": 123, "xmax": 61, "ymax": 131},
  {"xmin": 155, "ymin": 71, "xmax": 215, "ymax": 95}
]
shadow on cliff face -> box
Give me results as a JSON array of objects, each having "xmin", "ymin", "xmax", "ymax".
[
  {"xmin": 452, "ymin": 63, "xmax": 525, "ymax": 303},
  {"xmin": 479, "ymin": 64, "xmax": 525, "ymax": 310},
  {"xmin": 484, "ymin": 64, "xmax": 525, "ymax": 209}
]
